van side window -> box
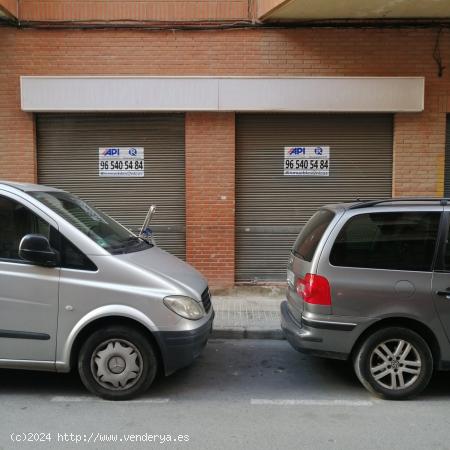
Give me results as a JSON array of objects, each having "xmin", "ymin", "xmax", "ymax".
[
  {"xmin": 0, "ymin": 196, "xmax": 50, "ymax": 261},
  {"xmin": 58, "ymin": 232, "xmax": 97, "ymax": 271},
  {"xmin": 330, "ymin": 212, "xmax": 440, "ymax": 271}
]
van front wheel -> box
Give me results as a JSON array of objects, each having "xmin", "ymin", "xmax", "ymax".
[
  {"xmin": 353, "ymin": 327, "xmax": 433, "ymax": 400},
  {"xmin": 78, "ymin": 326, "xmax": 158, "ymax": 400}
]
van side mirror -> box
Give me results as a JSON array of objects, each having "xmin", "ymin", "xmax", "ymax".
[{"xmin": 19, "ymin": 234, "xmax": 59, "ymax": 267}]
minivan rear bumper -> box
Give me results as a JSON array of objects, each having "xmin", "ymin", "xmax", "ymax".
[
  {"xmin": 155, "ymin": 310, "xmax": 215, "ymax": 376},
  {"xmin": 281, "ymin": 301, "xmax": 351, "ymax": 360}
]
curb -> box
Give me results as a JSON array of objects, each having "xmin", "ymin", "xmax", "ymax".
[{"xmin": 211, "ymin": 327, "xmax": 285, "ymax": 340}]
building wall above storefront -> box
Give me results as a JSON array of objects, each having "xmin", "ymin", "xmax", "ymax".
[
  {"xmin": 259, "ymin": 0, "xmax": 450, "ymax": 20},
  {"xmin": 0, "ymin": 0, "xmax": 17, "ymax": 19},
  {"xmin": 17, "ymin": 0, "xmax": 249, "ymax": 22},
  {"xmin": 5, "ymin": 0, "xmax": 450, "ymax": 24}
]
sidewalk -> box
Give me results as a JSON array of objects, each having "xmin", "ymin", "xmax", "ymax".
[{"xmin": 210, "ymin": 286, "xmax": 285, "ymax": 340}]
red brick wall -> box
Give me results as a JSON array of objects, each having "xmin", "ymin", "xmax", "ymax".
[
  {"xmin": 186, "ymin": 113, "xmax": 235, "ymax": 288},
  {"xmin": 393, "ymin": 84, "xmax": 448, "ymax": 197},
  {"xmin": 19, "ymin": 0, "xmax": 249, "ymax": 21},
  {"xmin": 0, "ymin": 0, "xmax": 17, "ymax": 17},
  {"xmin": 0, "ymin": 27, "xmax": 449, "ymax": 285}
]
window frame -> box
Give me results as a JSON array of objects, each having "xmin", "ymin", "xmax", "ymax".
[{"xmin": 433, "ymin": 211, "xmax": 450, "ymax": 273}]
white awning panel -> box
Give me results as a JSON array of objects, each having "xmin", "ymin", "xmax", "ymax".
[{"xmin": 21, "ymin": 76, "xmax": 424, "ymax": 113}]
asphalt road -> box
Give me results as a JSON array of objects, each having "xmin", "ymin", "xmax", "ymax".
[{"xmin": 1, "ymin": 339, "xmax": 450, "ymax": 450}]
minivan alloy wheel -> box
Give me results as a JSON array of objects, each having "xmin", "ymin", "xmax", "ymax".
[
  {"xmin": 91, "ymin": 339, "xmax": 144, "ymax": 390},
  {"xmin": 370, "ymin": 339, "xmax": 421, "ymax": 390},
  {"xmin": 353, "ymin": 326, "xmax": 433, "ymax": 400}
]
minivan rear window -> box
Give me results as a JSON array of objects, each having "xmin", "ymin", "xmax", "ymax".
[
  {"xmin": 330, "ymin": 212, "xmax": 441, "ymax": 271},
  {"xmin": 292, "ymin": 210, "xmax": 335, "ymax": 262}
]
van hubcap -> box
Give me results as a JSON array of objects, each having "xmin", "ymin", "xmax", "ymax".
[
  {"xmin": 108, "ymin": 356, "xmax": 126, "ymax": 374},
  {"xmin": 91, "ymin": 339, "xmax": 143, "ymax": 391},
  {"xmin": 370, "ymin": 339, "xmax": 422, "ymax": 390}
]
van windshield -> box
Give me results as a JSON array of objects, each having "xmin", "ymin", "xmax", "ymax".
[
  {"xmin": 29, "ymin": 191, "xmax": 152, "ymax": 254},
  {"xmin": 292, "ymin": 209, "xmax": 335, "ymax": 261}
]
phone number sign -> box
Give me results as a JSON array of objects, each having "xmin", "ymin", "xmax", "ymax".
[
  {"xmin": 284, "ymin": 146, "xmax": 330, "ymax": 176},
  {"xmin": 99, "ymin": 147, "xmax": 144, "ymax": 177}
]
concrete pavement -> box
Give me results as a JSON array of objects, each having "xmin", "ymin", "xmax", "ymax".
[{"xmin": 211, "ymin": 286, "xmax": 285, "ymax": 339}]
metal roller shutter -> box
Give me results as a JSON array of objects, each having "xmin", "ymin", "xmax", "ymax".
[
  {"xmin": 37, "ymin": 113, "xmax": 186, "ymax": 259},
  {"xmin": 236, "ymin": 113, "xmax": 393, "ymax": 282},
  {"xmin": 445, "ymin": 115, "xmax": 450, "ymax": 197}
]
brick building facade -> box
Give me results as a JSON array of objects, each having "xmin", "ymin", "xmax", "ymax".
[{"xmin": 1, "ymin": 1, "xmax": 449, "ymax": 288}]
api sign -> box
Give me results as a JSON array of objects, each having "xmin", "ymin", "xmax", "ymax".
[
  {"xmin": 99, "ymin": 147, "xmax": 145, "ymax": 177},
  {"xmin": 284, "ymin": 146, "xmax": 330, "ymax": 177}
]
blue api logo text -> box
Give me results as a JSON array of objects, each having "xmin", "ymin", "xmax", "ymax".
[
  {"xmin": 288, "ymin": 147, "xmax": 306, "ymax": 155},
  {"xmin": 103, "ymin": 148, "xmax": 120, "ymax": 156}
]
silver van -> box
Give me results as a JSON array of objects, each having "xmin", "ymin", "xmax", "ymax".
[
  {"xmin": 282, "ymin": 199, "xmax": 450, "ymax": 399},
  {"xmin": 0, "ymin": 181, "xmax": 214, "ymax": 400}
]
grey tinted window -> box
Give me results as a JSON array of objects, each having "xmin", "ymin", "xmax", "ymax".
[
  {"xmin": 330, "ymin": 212, "xmax": 440, "ymax": 271},
  {"xmin": 56, "ymin": 232, "xmax": 97, "ymax": 271},
  {"xmin": 0, "ymin": 196, "xmax": 50, "ymax": 261},
  {"xmin": 292, "ymin": 210, "xmax": 335, "ymax": 262}
]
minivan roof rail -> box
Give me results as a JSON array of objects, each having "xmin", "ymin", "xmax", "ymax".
[{"xmin": 350, "ymin": 198, "xmax": 450, "ymax": 209}]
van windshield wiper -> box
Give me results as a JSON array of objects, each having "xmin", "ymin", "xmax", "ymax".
[
  {"xmin": 108, "ymin": 236, "xmax": 152, "ymax": 254},
  {"xmin": 123, "ymin": 236, "xmax": 152, "ymax": 248},
  {"xmin": 126, "ymin": 236, "xmax": 144, "ymax": 243}
]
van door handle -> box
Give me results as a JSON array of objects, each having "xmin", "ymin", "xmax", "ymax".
[{"xmin": 436, "ymin": 290, "xmax": 450, "ymax": 299}]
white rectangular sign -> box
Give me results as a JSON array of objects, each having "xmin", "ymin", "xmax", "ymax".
[
  {"xmin": 284, "ymin": 146, "xmax": 330, "ymax": 176},
  {"xmin": 99, "ymin": 147, "xmax": 144, "ymax": 177}
]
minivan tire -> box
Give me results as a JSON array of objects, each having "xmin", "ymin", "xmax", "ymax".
[
  {"xmin": 353, "ymin": 327, "xmax": 433, "ymax": 400},
  {"xmin": 78, "ymin": 326, "xmax": 158, "ymax": 400}
]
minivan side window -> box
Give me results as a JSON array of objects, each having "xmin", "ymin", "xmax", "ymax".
[
  {"xmin": 0, "ymin": 196, "xmax": 50, "ymax": 261},
  {"xmin": 330, "ymin": 212, "xmax": 440, "ymax": 271},
  {"xmin": 292, "ymin": 210, "xmax": 335, "ymax": 262},
  {"xmin": 57, "ymin": 232, "xmax": 97, "ymax": 271},
  {"xmin": 0, "ymin": 195, "xmax": 96, "ymax": 270}
]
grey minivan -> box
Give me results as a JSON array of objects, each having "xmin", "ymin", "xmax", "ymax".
[
  {"xmin": 0, "ymin": 181, "xmax": 214, "ymax": 400},
  {"xmin": 282, "ymin": 199, "xmax": 450, "ymax": 399}
]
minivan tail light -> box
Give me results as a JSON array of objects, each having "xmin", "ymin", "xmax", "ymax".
[{"xmin": 296, "ymin": 273, "xmax": 331, "ymax": 306}]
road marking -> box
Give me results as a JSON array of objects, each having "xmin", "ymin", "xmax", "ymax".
[
  {"xmin": 251, "ymin": 399, "xmax": 373, "ymax": 406},
  {"xmin": 51, "ymin": 396, "xmax": 170, "ymax": 403}
]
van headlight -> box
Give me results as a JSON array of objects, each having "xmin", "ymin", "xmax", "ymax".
[{"xmin": 163, "ymin": 296, "xmax": 205, "ymax": 320}]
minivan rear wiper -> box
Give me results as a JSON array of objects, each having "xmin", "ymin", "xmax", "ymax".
[{"xmin": 292, "ymin": 249, "xmax": 306, "ymax": 260}]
